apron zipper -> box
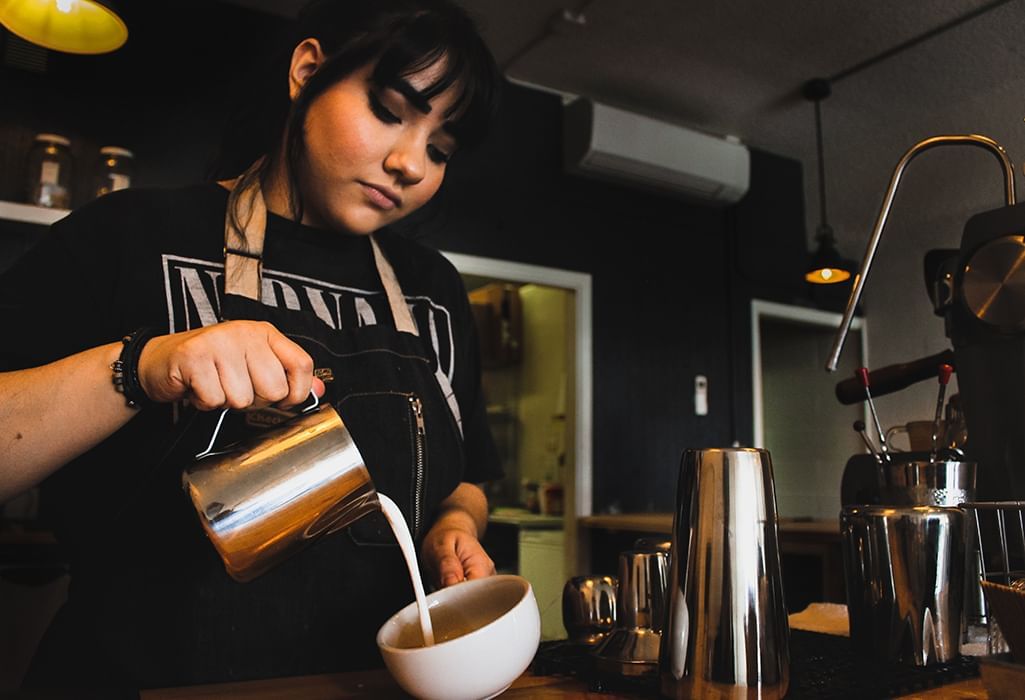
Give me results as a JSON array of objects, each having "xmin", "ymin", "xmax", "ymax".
[
  {"xmin": 409, "ymin": 395, "xmax": 426, "ymax": 538},
  {"xmin": 334, "ymin": 390, "xmax": 428, "ymax": 540}
]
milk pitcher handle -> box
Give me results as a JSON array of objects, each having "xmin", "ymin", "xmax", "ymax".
[{"xmin": 195, "ymin": 391, "xmax": 321, "ymax": 460}]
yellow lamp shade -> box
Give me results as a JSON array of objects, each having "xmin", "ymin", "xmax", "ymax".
[
  {"xmin": 805, "ymin": 266, "xmax": 852, "ymax": 284},
  {"xmin": 804, "ymin": 225, "xmax": 854, "ymax": 285},
  {"xmin": 0, "ymin": 0, "xmax": 127, "ymax": 55}
]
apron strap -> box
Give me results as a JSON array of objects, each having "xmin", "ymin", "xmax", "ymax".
[
  {"xmin": 221, "ymin": 164, "xmax": 267, "ymax": 301},
  {"xmin": 369, "ymin": 236, "xmax": 417, "ymax": 336},
  {"xmin": 220, "ymin": 171, "xmax": 419, "ymax": 336},
  {"xmin": 218, "ymin": 171, "xmax": 462, "ymax": 434}
]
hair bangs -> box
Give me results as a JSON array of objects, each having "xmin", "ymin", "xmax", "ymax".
[{"xmin": 369, "ymin": 10, "xmax": 500, "ymax": 150}]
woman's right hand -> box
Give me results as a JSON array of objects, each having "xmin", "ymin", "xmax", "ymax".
[{"xmin": 137, "ymin": 320, "xmax": 322, "ymax": 410}]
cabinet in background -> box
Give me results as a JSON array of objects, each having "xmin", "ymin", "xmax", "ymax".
[
  {"xmin": 469, "ymin": 282, "xmax": 523, "ymax": 369},
  {"xmin": 519, "ymin": 528, "xmax": 566, "ymax": 641}
]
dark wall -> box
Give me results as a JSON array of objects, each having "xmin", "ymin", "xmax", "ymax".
[
  {"xmin": 427, "ymin": 84, "xmax": 737, "ymax": 513},
  {"xmin": 0, "ymin": 3, "xmax": 815, "ymax": 515},
  {"xmin": 0, "ymin": 2, "xmax": 280, "ymax": 206}
]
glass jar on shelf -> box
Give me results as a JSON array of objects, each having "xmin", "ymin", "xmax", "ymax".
[
  {"xmin": 26, "ymin": 133, "xmax": 73, "ymax": 209},
  {"xmin": 94, "ymin": 146, "xmax": 134, "ymax": 199}
]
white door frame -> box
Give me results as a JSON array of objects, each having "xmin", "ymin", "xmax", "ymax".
[
  {"xmin": 443, "ymin": 252, "xmax": 594, "ymax": 518},
  {"xmin": 750, "ymin": 299, "xmax": 869, "ymax": 447}
]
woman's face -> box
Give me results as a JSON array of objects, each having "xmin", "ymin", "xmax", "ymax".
[{"xmin": 285, "ymin": 41, "xmax": 460, "ymax": 233}]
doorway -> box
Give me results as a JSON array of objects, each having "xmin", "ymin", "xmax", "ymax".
[
  {"xmin": 444, "ymin": 251, "xmax": 592, "ymax": 639},
  {"xmin": 751, "ymin": 300, "xmax": 868, "ymax": 520}
]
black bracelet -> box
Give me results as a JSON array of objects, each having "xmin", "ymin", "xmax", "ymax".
[{"xmin": 111, "ymin": 327, "xmax": 159, "ymax": 409}]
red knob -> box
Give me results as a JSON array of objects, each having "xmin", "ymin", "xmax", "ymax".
[
  {"xmin": 938, "ymin": 363, "xmax": 954, "ymax": 385},
  {"xmin": 856, "ymin": 367, "xmax": 870, "ymax": 388}
]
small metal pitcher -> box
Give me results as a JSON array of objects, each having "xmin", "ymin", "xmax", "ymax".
[
  {"xmin": 562, "ymin": 574, "xmax": 618, "ymax": 645},
  {"xmin": 594, "ymin": 548, "xmax": 670, "ymax": 677},
  {"xmin": 182, "ymin": 393, "xmax": 378, "ymax": 582}
]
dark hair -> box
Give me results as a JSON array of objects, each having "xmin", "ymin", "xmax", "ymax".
[{"xmin": 213, "ymin": 0, "xmax": 501, "ymax": 229}]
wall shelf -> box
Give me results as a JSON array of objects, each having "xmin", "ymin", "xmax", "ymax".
[{"xmin": 0, "ymin": 201, "xmax": 69, "ymax": 226}]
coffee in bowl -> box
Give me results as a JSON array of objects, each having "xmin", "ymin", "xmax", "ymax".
[{"xmin": 377, "ymin": 575, "xmax": 541, "ymax": 700}]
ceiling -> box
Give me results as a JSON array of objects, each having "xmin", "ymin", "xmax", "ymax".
[
  {"xmin": 225, "ymin": 0, "xmax": 1025, "ymax": 245},
  {"xmin": 226, "ymin": 0, "xmax": 1025, "ymax": 419}
]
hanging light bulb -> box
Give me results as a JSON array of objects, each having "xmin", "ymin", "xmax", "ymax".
[
  {"xmin": 805, "ymin": 223, "xmax": 851, "ymax": 284},
  {"xmin": 802, "ymin": 78, "xmax": 855, "ymax": 285},
  {"xmin": 0, "ymin": 0, "xmax": 128, "ymax": 55}
]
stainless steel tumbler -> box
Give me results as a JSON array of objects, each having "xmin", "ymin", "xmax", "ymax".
[
  {"xmin": 659, "ymin": 448, "xmax": 790, "ymax": 700},
  {"xmin": 841, "ymin": 504, "xmax": 965, "ymax": 666}
]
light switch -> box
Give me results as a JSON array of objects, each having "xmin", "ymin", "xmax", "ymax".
[{"xmin": 695, "ymin": 375, "xmax": 708, "ymax": 415}]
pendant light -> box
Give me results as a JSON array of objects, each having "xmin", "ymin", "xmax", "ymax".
[
  {"xmin": 803, "ymin": 78, "xmax": 854, "ymax": 285},
  {"xmin": 0, "ymin": 0, "xmax": 127, "ymax": 55}
]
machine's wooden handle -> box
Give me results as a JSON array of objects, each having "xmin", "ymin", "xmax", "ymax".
[{"xmin": 835, "ymin": 349, "xmax": 956, "ymax": 405}]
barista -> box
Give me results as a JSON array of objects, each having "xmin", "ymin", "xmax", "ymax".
[{"xmin": 0, "ymin": 0, "xmax": 503, "ymax": 690}]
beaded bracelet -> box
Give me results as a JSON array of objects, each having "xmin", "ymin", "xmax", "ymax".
[{"xmin": 110, "ymin": 327, "xmax": 158, "ymax": 409}]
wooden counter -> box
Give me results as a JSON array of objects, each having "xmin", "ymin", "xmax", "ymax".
[
  {"xmin": 142, "ymin": 604, "xmax": 986, "ymax": 699},
  {"xmin": 140, "ymin": 521, "xmax": 981, "ymax": 699},
  {"xmin": 141, "ymin": 666, "xmax": 985, "ymax": 699},
  {"xmin": 577, "ymin": 512, "xmax": 840, "ymax": 537}
]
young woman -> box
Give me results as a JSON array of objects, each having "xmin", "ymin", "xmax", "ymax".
[{"xmin": 0, "ymin": 0, "xmax": 503, "ymax": 689}]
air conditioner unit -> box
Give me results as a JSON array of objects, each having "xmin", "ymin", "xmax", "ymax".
[{"xmin": 563, "ymin": 99, "xmax": 750, "ymax": 205}]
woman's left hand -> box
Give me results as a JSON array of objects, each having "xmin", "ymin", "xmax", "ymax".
[
  {"xmin": 420, "ymin": 483, "xmax": 495, "ymax": 588},
  {"xmin": 421, "ymin": 524, "xmax": 496, "ymax": 588}
]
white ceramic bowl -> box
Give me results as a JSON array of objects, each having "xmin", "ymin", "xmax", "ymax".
[{"xmin": 376, "ymin": 575, "xmax": 541, "ymax": 700}]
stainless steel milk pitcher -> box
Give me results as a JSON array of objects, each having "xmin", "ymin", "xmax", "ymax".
[
  {"xmin": 840, "ymin": 504, "xmax": 965, "ymax": 666},
  {"xmin": 660, "ymin": 447, "xmax": 790, "ymax": 700},
  {"xmin": 182, "ymin": 393, "xmax": 379, "ymax": 582}
]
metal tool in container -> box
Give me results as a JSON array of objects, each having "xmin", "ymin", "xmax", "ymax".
[
  {"xmin": 929, "ymin": 363, "xmax": 954, "ymax": 462},
  {"xmin": 853, "ymin": 419, "xmax": 882, "ymax": 463},
  {"xmin": 660, "ymin": 447, "xmax": 789, "ymax": 700},
  {"xmin": 856, "ymin": 366, "xmax": 891, "ymax": 463}
]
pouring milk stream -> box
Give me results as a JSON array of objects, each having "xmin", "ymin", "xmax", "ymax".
[{"xmin": 380, "ymin": 493, "xmax": 435, "ymax": 646}]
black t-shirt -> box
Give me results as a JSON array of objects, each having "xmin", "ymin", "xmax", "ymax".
[
  {"xmin": 0, "ymin": 180, "xmax": 499, "ymax": 478},
  {"xmin": 0, "ymin": 183, "xmax": 502, "ymax": 687}
]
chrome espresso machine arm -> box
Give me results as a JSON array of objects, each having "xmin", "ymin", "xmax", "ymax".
[{"xmin": 826, "ymin": 134, "xmax": 1016, "ymax": 372}]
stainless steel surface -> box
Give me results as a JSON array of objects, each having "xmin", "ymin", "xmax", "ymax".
[
  {"xmin": 961, "ymin": 501, "xmax": 1025, "ymax": 656},
  {"xmin": 594, "ymin": 548, "xmax": 669, "ymax": 676},
  {"xmin": 945, "ymin": 394, "xmax": 969, "ymax": 454},
  {"xmin": 854, "ymin": 419, "xmax": 883, "ymax": 464},
  {"xmin": 592, "ymin": 628, "xmax": 663, "ymax": 677},
  {"xmin": 879, "ymin": 459, "xmax": 976, "ymax": 507},
  {"xmin": 660, "ymin": 448, "xmax": 790, "ymax": 700},
  {"xmin": 633, "ymin": 537, "xmax": 672, "ymax": 554},
  {"xmin": 182, "ymin": 403, "xmax": 378, "ymax": 582},
  {"xmin": 962, "ymin": 235, "xmax": 1025, "ymax": 331},
  {"xmin": 562, "ymin": 575, "xmax": 618, "ymax": 645},
  {"xmin": 859, "ymin": 369, "xmax": 893, "ymax": 464},
  {"xmin": 826, "ymin": 134, "xmax": 1016, "ymax": 372},
  {"xmin": 616, "ymin": 549, "xmax": 669, "ymax": 632},
  {"xmin": 929, "ymin": 365, "xmax": 953, "ymax": 462},
  {"xmin": 841, "ymin": 504, "xmax": 965, "ymax": 666}
]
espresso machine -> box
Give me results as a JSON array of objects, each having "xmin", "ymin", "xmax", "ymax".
[
  {"xmin": 826, "ymin": 135, "xmax": 1025, "ymax": 667},
  {"xmin": 828, "ymin": 134, "xmax": 1025, "ymax": 502}
]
